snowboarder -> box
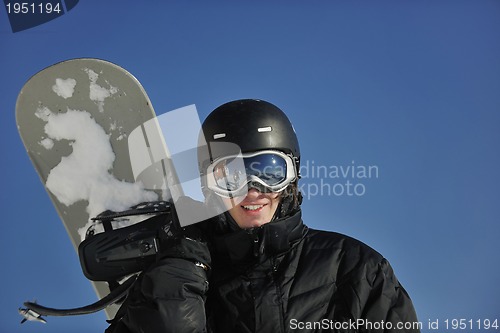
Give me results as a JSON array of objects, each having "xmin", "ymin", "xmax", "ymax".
[{"xmin": 106, "ymin": 99, "xmax": 421, "ymax": 332}]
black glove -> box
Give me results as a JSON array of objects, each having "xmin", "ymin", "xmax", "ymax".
[
  {"xmin": 158, "ymin": 196, "xmax": 212, "ymax": 270},
  {"xmin": 107, "ymin": 197, "xmax": 212, "ymax": 333}
]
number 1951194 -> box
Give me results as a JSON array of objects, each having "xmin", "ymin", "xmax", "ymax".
[
  {"xmin": 444, "ymin": 319, "xmax": 499, "ymax": 330},
  {"xmin": 5, "ymin": 2, "xmax": 62, "ymax": 14}
]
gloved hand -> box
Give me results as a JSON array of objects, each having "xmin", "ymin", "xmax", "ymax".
[
  {"xmin": 158, "ymin": 196, "xmax": 212, "ymax": 271},
  {"xmin": 106, "ymin": 196, "xmax": 212, "ymax": 333}
]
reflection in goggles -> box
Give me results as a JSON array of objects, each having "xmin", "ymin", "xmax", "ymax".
[
  {"xmin": 207, "ymin": 150, "xmax": 296, "ymax": 197},
  {"xmin": 214, "ymin": 154, "xmax": 287, "ymax": 190}
]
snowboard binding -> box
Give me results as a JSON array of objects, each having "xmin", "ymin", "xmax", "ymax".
[
  {"xmin": 79, "ymin": 200, "xmax": 176, "ymax": 281},
  {"xmin": 22, "ymin": 200, "xmax": 182, "ymax": 322}
]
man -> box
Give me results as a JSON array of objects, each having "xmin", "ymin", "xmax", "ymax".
[{"xmin": 107, "ymin": 99, "xmax": 420, "ymax": 332}]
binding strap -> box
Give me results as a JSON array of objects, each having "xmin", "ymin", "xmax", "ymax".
[{"xmin": 22, "ymin": 274, "xmax": 138, "ymax": 318}]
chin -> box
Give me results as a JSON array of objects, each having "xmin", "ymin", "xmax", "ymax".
[
  {"xmin": 240, "ymin": 218, "xmax": 271, "ymax": 229},
  {"xmin": 248, "ymin": 220, "xmax": 267, "ymax": 228}
]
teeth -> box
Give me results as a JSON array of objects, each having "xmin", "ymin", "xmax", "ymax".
[{"xmin": 243, "ymin": 205, "xmax": 263, "ymax": 211}]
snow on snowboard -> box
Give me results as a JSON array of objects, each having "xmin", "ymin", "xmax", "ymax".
[{"xmin": 16, "ymin": 58, "xmax": 181, "ymax": 320}]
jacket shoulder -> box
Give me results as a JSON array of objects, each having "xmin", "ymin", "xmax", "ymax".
[
  {"xmin": 301, "ymin": 228, "xmax": 386, "ymax": 283},
  {"xmin": 304, "ymin": 228, "xmax": 383, "ymax": 259}
]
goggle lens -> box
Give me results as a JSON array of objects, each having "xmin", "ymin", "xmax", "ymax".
[{"xmin": 208, "ymin": 151, "xmax": 296, "ymax": 196}]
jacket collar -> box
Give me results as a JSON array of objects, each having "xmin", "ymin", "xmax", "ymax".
[{"xmin": 210, "ymin": 210, "xmax": 306, "ymax": 267}]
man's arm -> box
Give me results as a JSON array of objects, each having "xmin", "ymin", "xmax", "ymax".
[
  {"xmin": 359, "ymin": 258, "xmax": 421, "ymax": 332},
  {"xmin": 105, "ymin": 224, "xmax": 211, "ymax": 333}
]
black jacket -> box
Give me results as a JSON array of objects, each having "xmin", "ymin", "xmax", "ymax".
[{"xmin": 107, "ymin": 210, "xmax": 420, "ymax": 332}]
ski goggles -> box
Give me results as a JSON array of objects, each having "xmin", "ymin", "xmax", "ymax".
[{"xmin": 205, "ymin": 150, "xmax": 297, "ymax": 197}]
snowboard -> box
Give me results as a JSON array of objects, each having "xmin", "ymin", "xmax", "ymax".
[{"xmin": 16, "ymin": 58, "xmax": 181, "ymax": 318}]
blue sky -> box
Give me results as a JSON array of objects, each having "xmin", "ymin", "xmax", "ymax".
[{"xmin": 1, "ymin": 1, "xmax": 500, "ymax": 332}]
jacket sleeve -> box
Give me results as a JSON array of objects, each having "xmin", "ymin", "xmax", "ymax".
[
  {"xmin": 355, "ymin": 258, "xmax": 421, "ymax": 333},
  {"xmin": 107, "ymin": 237, "xmax": 211, "ymax": 333}
]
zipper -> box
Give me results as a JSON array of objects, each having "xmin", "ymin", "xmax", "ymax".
[
  {"xmin": 252, "ymin": 231, "xmax": 260, "ymax": 257},
  {"xmin": 271, "ymin": 257, "xmax": 286, "ymax": 333}
]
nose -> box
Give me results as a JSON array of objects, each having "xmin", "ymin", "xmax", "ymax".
[{"xmin": 245, "ymin": 187, "xmax": 262, "ymax": 198}]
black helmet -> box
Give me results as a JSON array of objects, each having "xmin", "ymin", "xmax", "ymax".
[
  {"xmin": 199, "ymin": 99, "xmax": 302, "ymax": 219},
  {"xmin": 200, "ymin": 99, "xmax": 300, "ymax": 169}
]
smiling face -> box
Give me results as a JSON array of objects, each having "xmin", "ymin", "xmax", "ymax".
[{"xmin": 221, "ymin": 188, "xmax": 281, "ymax": 229}]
